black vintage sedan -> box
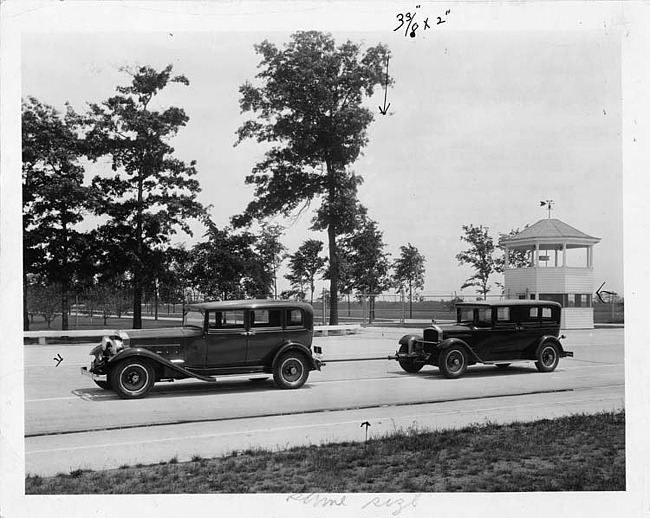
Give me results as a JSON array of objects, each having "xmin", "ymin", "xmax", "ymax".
[
  {"xmin": 390, "ymin": 300, "xmax": 572, "ymax": 379},
  {"xmin": 81, "ymin": 300, "xmax": 323, "ymax": 399}
]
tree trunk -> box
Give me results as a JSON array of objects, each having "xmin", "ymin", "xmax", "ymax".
[
  {"xmin": 133, "ymin": 174, "xmax": 144, "ymax": 329},
  {"xmin": 327, "ymin": 223, "xmax": 339, "ymax": 325},
  {"xmin": 23, "ymin": 276, "xmax": 30, "ymax": 331},
  {"xmin": 61, "ymin": 214, "xmax": 69, "ymax": 331},
  {"xmin": 326, "ymin": 160, "xmax": 339, "ymax": 325},
  {"xmin": 409, "ymin": 282, "xmax": 413, "ymax": 319}
]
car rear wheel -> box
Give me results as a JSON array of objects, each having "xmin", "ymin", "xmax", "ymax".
[
  {"xmin": 535, "ymin": 343, "xmax": 560, "ymax": 372},
  {"xmin": 439, "ymin": 346, "xmax": 468, "ymax": 379},
  {"xmin": 110, "ymin": 359, "xmax": 155, "ymax": 399},
  {"xmin": 398, "ymin": 344, "xmax": 425, "ymax": 373},
  {"xmin": 273, "ymin": 351, "xmax": 310, "ymax": 389}
]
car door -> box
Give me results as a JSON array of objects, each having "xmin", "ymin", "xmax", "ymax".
[
  {"xmin": 245, "ymin": 307, "xmax": 284, "ymax": 364},
  {"xmin": 488, "ymin": 306, "xmax": 522, "ymax": 360},
  {"xmin": 204, "ymin": 309, "xmax": 248, "ymax": 367}
]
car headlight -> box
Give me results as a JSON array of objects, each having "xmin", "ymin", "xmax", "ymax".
[{"xmin": 101, "ymin": 336, "xmax": 124, "ymax": 355}]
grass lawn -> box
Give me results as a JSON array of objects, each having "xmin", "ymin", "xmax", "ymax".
[{"xmin": 25, "ymin": 410, "xmax": 625, "ymax": 494}]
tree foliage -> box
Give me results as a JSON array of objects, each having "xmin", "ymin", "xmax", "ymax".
[
  {"xmin": 22, "ymin": 97, "xmax": 95, "ymax": 330},
  {"xmin": 83, "ymin": 65, "xmax": 205, "ymax": 328},
  {"xmin": 456, "ymin": 224, "xmax": 500, "ymax": 298},
  {"xmin": 189, "ymin": 224, "xmax": 273, "ymax": 300},
  {"xmin": 338, "ymin": 217, "xmax": 391, "ymax": 321},
  {"xmin": 393, "ymin": 243, "xmax": 426, "ymax": 318},
  {"xmin": 256, "ymin": 223, "xmax": 288, "ymax": 299},
  {"xmin": 497, "ymin": 226, "xmax": 531, "ymax": 271},
  {"xmin": 234, "ymin": 31, "xmax": 391, "ymax": 324},
  {"xmin": 285, "ymin": 239, "xmax": 327, "ymax": 303}
]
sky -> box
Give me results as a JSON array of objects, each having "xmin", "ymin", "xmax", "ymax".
[{"xmin": 19, "ymin": 11, "xmax": 623, "ymax": 299}]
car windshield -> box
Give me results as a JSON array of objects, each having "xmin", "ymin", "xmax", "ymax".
[
  {"xmin": 457, "ymin": 307, "xmax": 474, "ymax": 324},
  {"xmin": 183, "ymin": 309, "xmax": 204, "ymax": 328}
]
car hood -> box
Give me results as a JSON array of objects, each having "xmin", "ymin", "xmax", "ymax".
[
  {"xmin": 438, "ymin": 323, "xmax": 475, "ymax": 340},
  {"xmin": 117, "ymin": 326, "xmax": 203, "ymax": 342}
]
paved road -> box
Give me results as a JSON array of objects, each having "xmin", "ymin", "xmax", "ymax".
[{"xmin": 24, "ymin": 327, "xmax": 624, "ymax": 475}]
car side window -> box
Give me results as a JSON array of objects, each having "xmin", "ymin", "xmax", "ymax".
[
  {"xmin": 496, "ymin": 307, "xmax": 511, "ymax": 322},
  {"xmin": 519, "ymin": 306, "xmax": 541, "ymax": 328},
  {"xmin": 476, "ymin": 308, "xmax": 491, "ymax": 327},
  {"xmin": 252, "ymin": 309, "xmax": 282, "ymax": 328},
  {"xmin": 286, "ymin": 309, "xmax": 304, "ymax": 327},
  {"xmin": 209, "ymin": 310, "xmax": 245, "ymax": 330}
]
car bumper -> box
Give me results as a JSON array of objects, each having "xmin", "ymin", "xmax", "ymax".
[
  {"xmin": 561, "ymin": 350, "xmax": 574, "ymax": 358},
  {"xmin": 81, "ymin": 366, "xmax": 107, "ymax": 382}
]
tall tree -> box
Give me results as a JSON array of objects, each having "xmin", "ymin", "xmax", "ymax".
[
  {"xmin": 456, "ymin": 224, "xmax": 499, "ymax": 298},
  {"xmin": 393, "ymin": 243, "xmax": 426, "ymax": 318},
  {"xmin": 234, "ymin": 31, "xmax": 391, "ymax": 324},
  {"xmin": 22, "ymin": 97, "xmax": 94, "ymax": 331},
  {"xmin": 84, "ymin": 65, "xmax": 205, "ymax": 328},
  {"xmin": 285, "ymin": 239, "xmax": 327, "ymax": 304},
  {"xmin": 339, "ymin": 217, "xmax": 391, "ymax": 322}
]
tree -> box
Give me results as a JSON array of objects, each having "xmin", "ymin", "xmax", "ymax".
[
  {"xmin": 285, "ymin": 239, "xmax": 327, "ymax": 304},
  {"xmin": 189, "ymin": 224, "xmax": 273, "ymax": 300},
  {"xmin": 22, "ymin": 97, "xmax": 95, "ymax": 331},
  {"xmin": 456, "ymin": 224, "xmax": 500, "ymax": 298},
  {"xmin": 234, "ymin": 31, "xmax": 391, "ymax": 324},
  {"xmin": 497, "ymin": 226, "xmax": 531, "ymax": 271},
  {"xmin": 393, "ymin": 243, "xmax": 426, "ymax": 318},
  {"xmin": 339, "ymin": 217, "xmax": 391, "ymax": 322},
  {"xmin": 84, "ymin": 65, "xmax": 205, "ymax": 328}
]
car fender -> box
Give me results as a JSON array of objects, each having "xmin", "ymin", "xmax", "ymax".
[
  {"xmin": 437, "ymin": 338, "xmax": 483, "ymax": 363},
  {"xmin": 107, "ymin": 348, "xmax": 217, "ymax": 382},
  {"xmin": 533, "ymin": 335, "xmax": 565, "ymax": 356},
  {"xmin": 272, "ymin": 342, "xmax": 319, "ymax": 371},
  {"xmin": 398, "ymin": 334, "xmax": 423, "ymax": 348}
]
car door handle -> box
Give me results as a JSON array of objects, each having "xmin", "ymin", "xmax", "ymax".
[{"xmin": 240, "ymin": 331, "xmax": 255, "ymax": 336}]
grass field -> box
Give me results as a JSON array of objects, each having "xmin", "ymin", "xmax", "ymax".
[{"xmin": 25, "ymin": 410, "xmax": 625, "ymax": 494}]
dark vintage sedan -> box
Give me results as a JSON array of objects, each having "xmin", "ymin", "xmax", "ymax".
[
  {"xmin": 390, "ymin": 300, "xmax": 572, "ymax": 379},
  {"xmin": 81, "ymin": 300, "xmax": 323, "ymax": 399}
]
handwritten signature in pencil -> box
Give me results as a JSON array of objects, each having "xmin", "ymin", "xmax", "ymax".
[{"xmin": 286, "ymin": 493, "xmax": 421, "ymax": 516}]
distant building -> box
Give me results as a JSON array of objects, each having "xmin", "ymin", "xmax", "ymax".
[{"xmin": 500, "ymin": 218, "xmax": 601, "ymax": 329}]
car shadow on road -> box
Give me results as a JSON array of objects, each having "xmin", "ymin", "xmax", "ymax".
[
  {"xmin": 395, "ymin": 364, "xmax": 547, "ymax": 379},
  {"xmin": 73, "ymin": 377, "xmax": 317, "ymax": 401}
]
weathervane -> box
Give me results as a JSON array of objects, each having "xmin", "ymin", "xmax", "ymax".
[{"xmin": 540, "ymin": 200, "xmax": 554, "ymax": 219}]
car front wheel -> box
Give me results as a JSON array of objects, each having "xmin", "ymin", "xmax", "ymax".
[
  {"xmin": 535, "ymin": 343, "xmax": 560, "ymax": 373},
  {"xmin": 273, "ymin": 351, "xmax": 310, "ymax": 389},
  {"xmin": 398, "ymin": 344, "xmax": 425, "ymax": 373},
  {"xmin": 110, "ymin": 359, "xmax": 155, "ymax": 399},
  {"xmin": 439, "ymin": 346, "xmax": 468, "ymax": 379}
]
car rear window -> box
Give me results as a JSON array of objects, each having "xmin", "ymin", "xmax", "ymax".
[
  {"xmin": 252, "ymin": 309, "xmax": 282, "ymax": 328},
  {"xmin": 286, "ymin": 309, "xmax": 304, "ymax": 327}
]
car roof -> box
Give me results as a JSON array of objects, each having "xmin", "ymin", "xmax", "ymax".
[
  {"xmin": 456, "ymin": 299, "xmax": 562, "ymax": 308},
  {"xmin": 185, "ymin": 299, "xmax": 314, "ymax": 312}
]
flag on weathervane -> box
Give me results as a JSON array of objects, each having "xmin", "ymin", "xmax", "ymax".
[{"xmin": 540, "ymin": 200, "xmax": 554, "ymax": 218}]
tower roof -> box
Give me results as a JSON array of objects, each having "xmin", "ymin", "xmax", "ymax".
[{"xmin": 501, "ymin": 218, "xmax": 600, "ymax": 246}]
